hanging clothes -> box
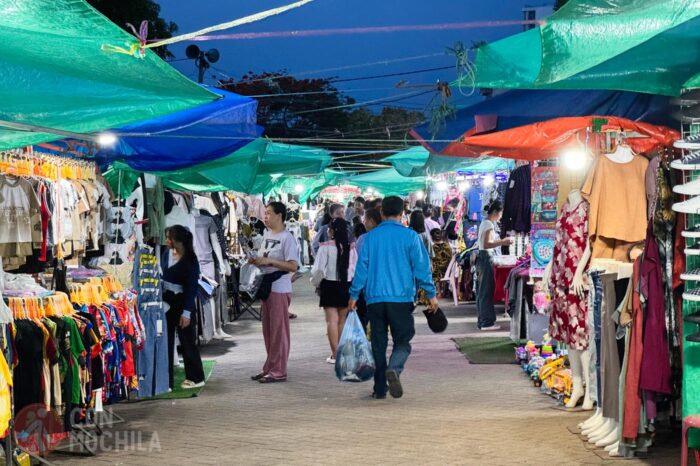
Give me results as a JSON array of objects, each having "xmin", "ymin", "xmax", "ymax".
[
  {"xmin": 638, "ymin": 221, "xmax": 673, "ymax": 396},
  {"xmin": 548, "ymin": 199, "xmax": 590, "ymax": 350},
  {"xmin": 502, "ymin": 164, "xmax": 531, "ymax": 234},
  {"xmin": 582, "ymin": 151, "xmax": 648, "ymax": 261}
]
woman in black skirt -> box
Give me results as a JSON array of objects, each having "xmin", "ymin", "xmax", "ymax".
[{"xmin": 310, "ymin": 217, "xmax": 357, "ymax": 364}]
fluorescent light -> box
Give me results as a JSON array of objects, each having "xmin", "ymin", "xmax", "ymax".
[
  {"xmin": 562, "ymin": 148, "xmax": 588, "ymax": 170},
  {"xmin": 97, "ymin": 133, "xmax": 118, "ymax": 147},
  {"xmin": 294, "ymin": 184, "xmax": 304, "ymax": 193},
  {"xmin": 436, "ymin": 181, "xmax": 448, "ymax": 191},
  {"xmin": 458, "ymin": 181, "xmax": 470, "ymax": 192},
  {"xmin": 416, "ymin": 190, "xmax": 425, "ymax": 200},
  {"xmin": 483, "ymin": 175, "xmax": 495, "ymax": 187}
]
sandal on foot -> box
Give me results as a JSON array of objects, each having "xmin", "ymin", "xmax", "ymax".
[
  {"xmin": 251, "ymin": 372, "xmax": 267, "ymax": 381},
  {"xmin": 258, "ymin": 375, "xmax": 286, "ymax": 384}
]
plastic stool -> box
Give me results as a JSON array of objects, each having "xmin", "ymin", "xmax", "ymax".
[{"xmin": 682, "ymin": 415, "xmax": 700, "ymax": 466}]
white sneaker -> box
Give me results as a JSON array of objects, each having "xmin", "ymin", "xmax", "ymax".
[
  {"xmin": 673, "ymin": 196, "xmax": 700, "ymax": 214},
  {"xmin": 180, "ymin": 380, "xmax": 205, "ymax": 389},
  {"xmin": 681, "ymin": 268, "xmax": 700, "ymax": 281},
  {"xmin": 674, "ymin": 134, "xmax": 700, "ymax": 150},
  {"xmin": 479, "ymin": 325, "xmax": 502, "ymax": 331},
  {"xmin": 671, "ymin": 150, "xmax": 700, "ymax": 170},
  {"xmin": 674, "ymin": 178, "xmax": 700, "ymax": 196},
  {"xmin": 683, "ymin": 226, "xmax": 700, "ymax": 238},
  {"xmin": 326, "ymin": 356, "xmax": 336, "ymax": 364},
  {"xmin": 684, "ymin": 288, "xmax": 700, "ymax": 302},
  {"xmin": 686, "ymin": 244, "xmax": 700, "ymax": 255}
]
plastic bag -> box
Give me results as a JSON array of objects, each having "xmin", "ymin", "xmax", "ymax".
[{"xmin": 335, "ymin": 311, "xmax": 375, "ymax": 382}]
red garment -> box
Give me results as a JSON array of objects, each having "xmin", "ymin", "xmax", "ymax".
[
  {"xmin": 639, "ymin": 222, "xmax": 672, "ymax": 395},
  {"xmin": 623, "ymin": 257, "xmax": 644, "ymax": 439},
  {"xmin": 548, "ymin": 199, "xmax": 589, "ymax": 350},
  {"xmin": 38, "ymin": 183, "xmax": 50, "ymax": 262},
  {"xmin": 493, "ymin": 265, "xmax": 514, "ymax": 303},
  {"xmin": 114, "ymin": 301, "xmax": 135, "ymax": 378}
]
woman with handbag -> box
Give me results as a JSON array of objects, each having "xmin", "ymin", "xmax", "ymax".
[
  {"xmin": 163, "ymin": 225, "xmax": 206, "ymax": 390},
  {"xmin": 249, "ymin": 202, "xmax": 299, "ymax": 383},
  {"xmin": 311, "ymin": 218, "xmax": 357, "ymax": 364}
]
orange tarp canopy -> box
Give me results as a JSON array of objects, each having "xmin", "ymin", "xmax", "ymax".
[{"xmin": 440, "ymin": 116, "xmax": 679, "ymax": 161}]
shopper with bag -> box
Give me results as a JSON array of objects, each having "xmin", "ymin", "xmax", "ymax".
[
  {"xmin": 311, "ymin": 218, "xmax": 358, "ymax": 364},
  {"xmin": 348, "ymin": 196, "xmax": 438, "ymax": 399},
  {"xmin": 249, "ymin": 202, "xmax": 299, "ymax": 384}
]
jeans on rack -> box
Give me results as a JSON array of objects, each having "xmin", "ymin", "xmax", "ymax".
[
  {"xmin": 134, "ymin": 247, "xmax": 170, "ymax": 397},
  {"xmin": 587, "ymin": 270, "xmax": 604, "ymax": 407}
]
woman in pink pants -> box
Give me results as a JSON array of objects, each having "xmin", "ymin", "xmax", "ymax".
[{"xmin": 249, "ymin": 202, "xmax": 299, "ymax": 383}]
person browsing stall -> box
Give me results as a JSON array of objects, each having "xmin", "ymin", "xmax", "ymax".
[
  {"xmin": 475, "ymin": 201, "xmax": 513, "ymax": 331},
  {"xmin": 249, "ymin": 202, "xmax": 299, "ymax": 383},
  {"xmin": 163, "ymin": 225, "xmax": 206, "ymax": 390}
]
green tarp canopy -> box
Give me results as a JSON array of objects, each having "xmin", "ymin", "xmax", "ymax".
[
  {"xmin": 385, "ymin": 146, "xmax": 513, "ymax": 177},
  {"xmin": 344, "ymin": 168, "xmax": 426, "ymax": 196},
  {"xmin": 0, "ymin": 0, "xmax": 217, "ymax": 149},
  {"xmin": 268, "ymin": 170, "xmax": 344, "ymax": 203},
  {"xmin": 455, "ymin": 0, "xmax": 700, "ymax": 96},
  {"xmin": 103, "ymin": 139, "xmax": 332, "ymax": 195}
]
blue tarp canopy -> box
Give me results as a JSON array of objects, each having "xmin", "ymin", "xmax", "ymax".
[
  {"xmin": 95, "ymin": 88, "xmax": 262, "ymax": 171},
  {"xmin": 412, "ymin": 89, "xmax": 674, "ymax": 155},
  {"xmin": 385, "ymin": 146, "xmax": 513, "ymax": 177}
]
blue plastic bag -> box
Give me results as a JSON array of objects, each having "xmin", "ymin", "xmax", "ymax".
[{"xmin": 335, "ymin": 311, "xmax": 375, "ymax": 382}]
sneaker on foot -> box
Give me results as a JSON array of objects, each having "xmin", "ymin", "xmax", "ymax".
[
  {"xmin": 480, "ymin": 324, "xmax": 502, "ymax": 331},
  {"xmin": 181, "ymin": 380, "xmax": 205, "ymax": 389},
  {"xmin": 673, "ymin": 196, "xmax": 700, "ymax": 214},
  {"xmin": 326, "ymin": 356, "xmax": 336, "ymax": 364},
  {"xmin": 386, "ymin": 369, "xmax": 403, "ymax": 399}
]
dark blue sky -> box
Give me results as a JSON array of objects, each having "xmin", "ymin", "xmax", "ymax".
[{"xmin": 159, "ymin": 0, "xmax": 552, "ymax": 111}]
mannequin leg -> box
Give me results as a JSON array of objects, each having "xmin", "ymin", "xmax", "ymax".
[
  {"xmin": 579, "ymin": 408, "xmax": 602, "ymax": 430},
  {"xmin": 608, "ymin": 442, "xmax": 621, "ymax": 457},
  {"xmin": 594, "ymin": 421, "xmax": 619, "ymax": 447},
  {"xmin": 580, "ymin": 349, "xmax": 594, "ymax": 410},
  {"xmin": 589, "ymin": 418, "xmax": 615, "ymax": 443},
  {"xmin": 567, "ymin": 349, "xmax": 584, "ymax": 408},
  {"xmin": 582, "ymin": 412, "xmax": 606, "ymax": 435},
  {"xmin": 605, "ymin": 441, "xmax": 619, "ymax": 452},
  {"xmin": 584, "ymin": 417, "xmax": 612, "ymax": 438}
]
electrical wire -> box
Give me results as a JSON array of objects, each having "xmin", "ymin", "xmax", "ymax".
[
  {"xmin": 331, "ymin": 66, "xmax": 453, "ymax": 83},
  {"xmin": 293, "ymin": 90, "xmax": 434, "ymax": 115}
]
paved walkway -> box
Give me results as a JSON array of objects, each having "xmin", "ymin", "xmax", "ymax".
[{"xmin": 48, "ymin": 280, "xmax": 679, "ymax": 465}]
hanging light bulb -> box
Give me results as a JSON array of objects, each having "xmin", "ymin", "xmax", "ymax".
[
  {"xmin": 96, "ymin": 132, "xmax": 117, "ymax": 147},
  {"xmin": 436, "ymin": 181, "xmax": 448, "ymax": 191},
  {"xmin": 458, "ymin": 181, "xmax": 471, "ymax": 192},
  {"xmin": 294, "ymin": 184, "xmax": 304, "ymax": 193},
  {"xmin": 562, "ymin": 148, "xmax": 588, "ymax": 170},
  {"xmin": 483, "ymin": 174, "xmax": 495, "ymax": 187},
  {"xmin": 416, "ymin": 190, "xmax": 425, "ymax": 200}
]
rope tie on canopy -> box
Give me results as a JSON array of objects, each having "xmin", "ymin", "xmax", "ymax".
[{"xmin": 101, "ymin": 0, "xmax": 314, "ymax": 58}]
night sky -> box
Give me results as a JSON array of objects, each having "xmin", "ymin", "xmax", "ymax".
[{"xmin": 159, "ymin": 0, "xmax": 551, "ymax": 110}]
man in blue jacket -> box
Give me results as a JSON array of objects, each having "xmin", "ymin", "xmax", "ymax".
[{"xmin": 349, "ymin": 196, "xmax": 438, "ymax": 400}]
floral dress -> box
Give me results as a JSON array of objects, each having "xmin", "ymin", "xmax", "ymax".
[{"xmin": 548, "ymin": 200, "xmax": 589, "ymax": 350}]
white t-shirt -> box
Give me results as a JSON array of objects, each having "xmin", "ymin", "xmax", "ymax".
[
  {"xmin": 478, "ymin": 219, "xmax": 501, "ymax": 255},
  {"xmin": 259, "ymin": 229, "xmax": 299, "ymax": 294}
]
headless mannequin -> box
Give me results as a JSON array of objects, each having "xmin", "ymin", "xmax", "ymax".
[{"xmin": 544, "ymin": 189, "xmax": 593, "ymax": 409}]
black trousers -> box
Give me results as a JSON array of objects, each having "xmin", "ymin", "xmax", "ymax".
[{"xmin": 165, "ymin": 292, "xmax": 205, "ymax": 387}]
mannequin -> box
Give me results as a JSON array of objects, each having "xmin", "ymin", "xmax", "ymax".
[{"xmin": 544, "ymin": 189, "xmax": 593, "ymax": 409}]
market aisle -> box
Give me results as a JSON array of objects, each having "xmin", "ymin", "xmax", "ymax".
[{"xmin": 50, "ymin": 280, "xmax": 676, "ymax": 465}]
